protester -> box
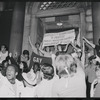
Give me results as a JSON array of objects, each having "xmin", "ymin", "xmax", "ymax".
[
  {"xmin": 28, "ymin": 36, "xmax": 43, "ymax": 56},
  {"xmin": 21, "ymin": 70, "xmax": 37, "ymax": 97},
  {"xmin": 35, "ymin": 63, "xmax": 58, "ymax": 97},
  {"xmin": 90, "ymin": 61, "xmax": 100, "ymax": 97},
  {"xmin": 52, "ymin": 54, "xmax": 86, "ymax": 97},
  {"xmin": 0, "ymin": 44, "xmax": 8, "ymax": 64},
  {"xmin": 17, "ymin": 61, "xmax": 29, "ymax": 81},
  {"xmin": 18, "ymin": 50, "xmax": 30, "ymax": 67},
  {"xmin": 1, "ymin": 60, "xmax": 8, "ymax": 76},
  {"xmin": 85, "ymin": 55, "xmax": 97, "ymax": 97},
  {"xmin": 39, "ymin": 42, "xmax": 52, "ymax": 57},
  {"xmin": 0, "ymin": 64, "xmax": 24, "ymax": 97},
  {"xmin": 83, "ymin": 37, "xmax": 100, "ymax": 58},
  {"xmin": 32, "ymin": 62, "xmax": 42, "ymax": 84}
]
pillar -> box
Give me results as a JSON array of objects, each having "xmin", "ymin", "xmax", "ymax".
[
  {"xmin": 9, "ymin": 2, "xmax": 25, "ymax": 56},
  {"xmin": 28, "ymin": 2, "xmax": 40, "ymax": 55},
  {"xmin": 92, "ymin": 2, "xmax": 100, "ymax": 44}
]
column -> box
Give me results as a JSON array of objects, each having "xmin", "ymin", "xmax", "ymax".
[
  {"xmin": 9, "ymin": 2, "xmax": 25, "ymax": 56},
  {"xmin": 29, "ymin": 14, "xmax": 38, "ymax": 55},
  {"xmin": 92, "ymin": 2, "xmax": 100, "ymax": 44}
]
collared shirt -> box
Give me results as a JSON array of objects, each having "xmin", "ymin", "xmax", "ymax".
[{"xmin": 0, "ymin": 73, "xmax": 24, "ymax": 97}]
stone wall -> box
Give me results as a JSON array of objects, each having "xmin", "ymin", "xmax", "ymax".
[
  {"xmin": 85, "ymin": 8, "xmax": 93, "ymax": 43},
  {"xmin": 85, "ymin": 8, "xmax": 94, "ymax": 54}
]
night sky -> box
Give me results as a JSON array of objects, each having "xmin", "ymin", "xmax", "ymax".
[{"xmin": 0, "ymin": 10, "xmax": 13, "ymax": 50}]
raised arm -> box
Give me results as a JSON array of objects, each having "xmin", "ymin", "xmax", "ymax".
[
  {"xmin": 39, "ymin": 42, "xmax": 51, "ymax": 57},
  {"xmin": 83, "ymin": 37, "xmax": 95, "ymax": 48},
  {"xmin": 70, "ymin": 42, "xmax": 79, "ymax": 52},
  {"xmin": 63, "ymin": 42, "xmax": 70, "ymax": 52},
  {"xmin": 81, "ymin": 40, "xmax": 85, "ymax": 68},
  {"xmin": 39, "ymin": 42, "xmax": 47, "ymax": 55},
  {"xmin": 28, "ymin": 36, "xmax": 37, "ymax": 52}
]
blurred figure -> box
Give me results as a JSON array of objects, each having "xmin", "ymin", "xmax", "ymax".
[
  {"xmin": 85, "ymin": 55, "xmax": 97, "ymax": 97},
  {"xmin": 28, "ymin": 36, "xmax": 43, "ymax": 56},
  {"xmin": 21, "ymin": 70, "xmax": 37, "ymax": 97},
  {"xmin": 35, "ymin": 63, "xmax": 58, "ymax": 97},
  {"xmin": 17, "ymin": 61, "xmax": 29, "ymax": 81},
  {"xmin": 52, "ymin": 54, "xmax": 86, "ymax": 97},
  {"xmin": 18, "ymin": 50, "xmax": 30, "ymax": 67},
  {"xmin": 90, "ymin": 61, "xmax": 100, "ymax": 97},
  {"xmin": 33, "ymin": 62, "xmax": 42, "ymax": 85},
  {"xmin": 1, "ymin": 60, "xmax": 8, "ymax": 76},
  {"xmin": 0, "ymin": 64, "xmax": 24, "ymax": 97},
  {"xmin": 0, "ymin": 44, "xmax": 8, "ymax": 64},
  {"xmin": 83, "ymin": 37, "xmax": 100, "ymax": 58}
]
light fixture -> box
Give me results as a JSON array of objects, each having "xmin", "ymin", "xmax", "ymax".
[
  {"xmin": 56, "ymin": 22, "xmax": 63, "ymax": 26},
  {"xmin": 56, "ymin": 16, "xmax": 63, "ymax": 26}
]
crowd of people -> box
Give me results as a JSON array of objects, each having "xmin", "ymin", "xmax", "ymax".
[{"xmin": 0, "ymin": 33, "xmax": 100, "ymax": 98}]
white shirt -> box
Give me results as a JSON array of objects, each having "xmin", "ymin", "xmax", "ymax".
[
  {"xmin": 0, "ymin": 51, "xmax": 8, "ymax": 63},
  {"xmin": 52, "ymin": 66, "xmax": 86, "ymax": 97},
  {"xmin": 21, "ymin": 86, "xmax": 36, "ymax": 97},
  {"xmin": 35, "ymin": 76, "xmax": 58, "ymax": 97},
  {"xmin": 0, "ymin": 73, "xmax": 24, "ymax": 97}
]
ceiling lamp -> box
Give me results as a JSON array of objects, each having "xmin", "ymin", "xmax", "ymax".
[
  {"xmin": 56, "ymin": 22, "xmax": 63, "ymax": 26},
  {"xmin": 56, "ymin": 16, "xmax": 63, "ymax": 26}
]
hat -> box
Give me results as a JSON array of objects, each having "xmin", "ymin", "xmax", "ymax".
[{"xmin": 22, "ymin": 69, "xmax": 37, "ymax": 85}]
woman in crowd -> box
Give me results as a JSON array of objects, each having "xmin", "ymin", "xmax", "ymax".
[
  {"xmin": 32, "ymin": 62, "xmax": 42, "ymax": 85},
  {"xmin": 16, "ymin": 61, "xmax": 29, "ymax": 81},
  {"xmin": 17, "ymin": 50, "xmax": 30, "ymax": 68},
  {"xmin": 52, "ymin": 54, "xmax": 86, "ymax": 97}
]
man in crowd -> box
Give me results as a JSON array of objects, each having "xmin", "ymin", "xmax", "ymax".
[
  {"xmin": 28, "ymin": 36, "xmax": 43, "ymax": 56},
  {"xmin": 0, "ymin": 64, "xmax": 24, "ymax": 97},
  {"xmin": 83, "ymin": 37, "xmax": 100, "ymax": 58}
]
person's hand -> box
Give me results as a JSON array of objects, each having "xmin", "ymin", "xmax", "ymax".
[{"xmin": 9, "ymin": 52, "xmax": 12, "ymax": 57}]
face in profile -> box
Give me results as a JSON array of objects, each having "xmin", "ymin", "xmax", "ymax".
[{"xmin": 6, "ymin": 66, "xmax": 17, "ymax": 80}]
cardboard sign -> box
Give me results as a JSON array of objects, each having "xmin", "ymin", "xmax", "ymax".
[
  {"xmin": 29, "ymin": 52, "xmax": 52, "ymax": 69},
  {"xmin": 43, "ymin": 29, "xmax": 75, "ymax": 47}
]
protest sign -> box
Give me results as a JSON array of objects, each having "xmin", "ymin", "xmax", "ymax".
[
  {"xmin": 43, "ymin": 29, "xmax": 75, "ymax": 47},
  {"xmin": 29, "ymin": 52, "xmax": 52, "ymax": 69}
]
